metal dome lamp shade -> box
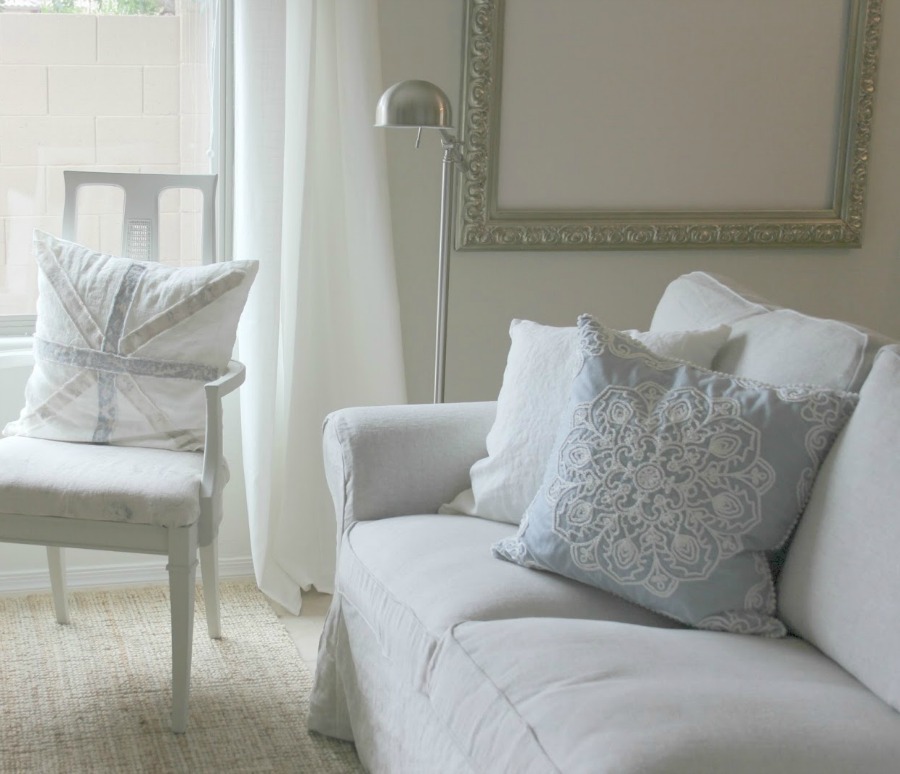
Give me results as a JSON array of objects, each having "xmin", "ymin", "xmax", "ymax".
[
  {"xmin": 375, "ymin": 80, "xmax": 464, "ymax": 403},
  {"xmin": 375, "ymin": 79, "xmax": 453, "ymax": 133}
]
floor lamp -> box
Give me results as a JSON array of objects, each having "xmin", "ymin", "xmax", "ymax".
[{"xmin": 375, "ymin": 80, "xmax": 464, "ymax": 404}]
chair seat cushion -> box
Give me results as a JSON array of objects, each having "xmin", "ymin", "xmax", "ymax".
[
  {"xmin": 428, "ymin": 618, "xmax": 900, "ymax": 774},
  {"xmin": 0, "ymin": 436, "xmax": 208, "ymax": 527}
]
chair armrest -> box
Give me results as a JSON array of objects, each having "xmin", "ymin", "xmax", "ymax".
[
  {"xmin": 199, "ymin": 360, "xmax": 245, "ymax": 543},
  {"xmin": 323, "ymin": 401, "xmax": 497, "ymax": 534}
]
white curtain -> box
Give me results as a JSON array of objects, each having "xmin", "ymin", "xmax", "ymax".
[{"xmin": 233, "ymin": 0, "xmax": 407, "ymax": 613}]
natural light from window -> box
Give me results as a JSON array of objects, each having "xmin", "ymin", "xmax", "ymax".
[{"xmin": 0, "ymin": 0, "xmax": 218, "ymax": 330}]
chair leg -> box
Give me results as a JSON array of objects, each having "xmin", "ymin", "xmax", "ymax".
[
  {"xmin": 167, "ymin": 526, "xmax": 198, "ymax": 734},
  {"xmin": 46, "ymin": 546, "xmax": 70, "ymax": 625},
  {"xmin": 199, "ymin": 540, "xmax": 222, "ymax": 639}
]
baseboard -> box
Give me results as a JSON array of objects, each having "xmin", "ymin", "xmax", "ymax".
[{"xmin": 0, "ymin": 555, "xmax": 255, "ymax": 594}]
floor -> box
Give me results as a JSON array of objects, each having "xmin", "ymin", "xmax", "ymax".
[
  {"xmin": 0, "ymin": 582, "xmax": 331, "ymax": 677},
  {"xmin": 269, "ymin": 590, "xmax": 332, "ymax": 675}
]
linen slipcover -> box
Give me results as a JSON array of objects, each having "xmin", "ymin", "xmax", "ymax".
[
  {"xmin": 428, "ymin": 618, "xmax": 900, "ymax": 773},
  {"xmin": 0, "ymin": 436, "xmax": 207, "ymax": 527}
]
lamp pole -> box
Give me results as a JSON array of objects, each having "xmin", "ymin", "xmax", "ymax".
[
  {"xmin": 375, "ymin": 80, "xmax": 462, "ymax": 404},
  {"xmin": 434, "ymin": 130, "xmax": 464, "ymax": 403}
]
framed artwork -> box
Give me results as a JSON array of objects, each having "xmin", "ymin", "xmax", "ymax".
[{"xmin": 456, "ymin": 0, "xmax": 884, "ymax": 250}]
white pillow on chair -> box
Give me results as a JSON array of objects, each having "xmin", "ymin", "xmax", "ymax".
[
  {"xmin": 440, "ymin": 319, "xmax": 730, "ymax": 525},
  {"xmin": 3, "ymin": 230, "xmax": 258, "ymax": 451}
]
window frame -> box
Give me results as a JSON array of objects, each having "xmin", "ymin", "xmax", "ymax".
[{"xmin": 0, "ymin": 1, "xmax": 232, "ymax": 339}]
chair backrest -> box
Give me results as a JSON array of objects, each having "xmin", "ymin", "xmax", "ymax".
[{"xmin": 61, "ymin": 171, "xmax": 218, "ymax": 265}]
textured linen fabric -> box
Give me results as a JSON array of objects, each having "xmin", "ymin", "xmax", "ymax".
[
  {"xmin": 713, "ymin": 309, "xmax": 873, "ymax": 392},
  {"xmin": 427, "ymin": 618, "xmax": 900, "ymax": 774},
  {"xmin": 0, "ymin": 436, "xmax": 206, "ymax": 527},
  {"xmin": 494, "ymin": 316, "xmax": 857, "ymax": 635},
  {"xmin": 320, "ymin": 515, "xmax": 678, "ymax": 695},
  {"xmin": 651, "ymin": 271, "xmax": 892, "ymax": 393},
  {"xmin": 3, "ymin": 231, "xmax": 257, "ymax": 451},
  {"xmin": 650, "ymin": 271, "xmax": 770, "ymax": 331},
  {"xmin": 323, "ymin": 402, "xmax": 496, "ymax": 532},
  {"xmin": 233, "ymin": 0, "xmax": 407, "ymax": 610},
  {"xmin": 441, "ymin": 320, "xmax": 730, "ymax": 525},
  {"xmin": 779, "ymin": 345, "xmax": 900, "ymax": 712},
  {"xmin": 309, "ymin": 597, "xmax": 478, "ymax": 773}
]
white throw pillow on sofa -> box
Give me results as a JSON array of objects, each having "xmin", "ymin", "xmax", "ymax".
[{"xmin": 440, "ymin": 319, "xmax": 730, "ymax": 525}]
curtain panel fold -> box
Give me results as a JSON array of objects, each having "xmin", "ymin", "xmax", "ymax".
[{"xmin": 233, "ymin": 0, "xmax": 407, "ymax": 613}]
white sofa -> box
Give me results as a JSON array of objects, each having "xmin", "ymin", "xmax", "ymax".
[{"xmin": 308, "ymin": 272, "xmax": 900, "ymax": 773}]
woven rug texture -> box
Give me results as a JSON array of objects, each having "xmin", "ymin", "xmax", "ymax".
[{"xmin": 0, "ymin": 581, "xmax": 362, "ymax": 773}]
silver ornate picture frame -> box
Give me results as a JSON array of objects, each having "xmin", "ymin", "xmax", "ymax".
[{"xmin": 456, "ymin": 0, "xmax": 884, "ymax": 250}]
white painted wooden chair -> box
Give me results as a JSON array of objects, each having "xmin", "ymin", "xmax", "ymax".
[{"xmin": 0, "ymin": 171, "xmax": 241, "ymax": 733}]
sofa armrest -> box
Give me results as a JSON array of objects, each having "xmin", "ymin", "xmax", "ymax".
[{"xmin": 323, "ymin": 401, "xmax": 496, "ymax": 534}]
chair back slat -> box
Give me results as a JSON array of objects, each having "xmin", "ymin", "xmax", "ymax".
[{"xmin": 61, "ymin": 171, "xmax": 218, "ymax": 265}]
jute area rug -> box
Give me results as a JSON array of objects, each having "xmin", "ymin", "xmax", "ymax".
[{"xmin": 0, "ymin": 581, "xmax": 363, "ymax": 773}]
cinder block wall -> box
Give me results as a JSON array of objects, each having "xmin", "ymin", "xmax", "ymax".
[{"xmin": 0, "ymin": 11, "xmax": 210, "ymax": 316}]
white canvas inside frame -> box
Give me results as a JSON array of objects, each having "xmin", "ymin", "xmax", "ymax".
[{"xmin": 496, "ymin": 0, "xmax": 848, "ymax": 212}]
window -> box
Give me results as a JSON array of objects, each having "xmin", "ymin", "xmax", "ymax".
[{"xmin": 0, "ymin": 0, "xmax": 224, "ymax": 335}]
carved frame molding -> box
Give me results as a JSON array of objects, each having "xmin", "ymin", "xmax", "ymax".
[{"xmin": 455, "ymin": 0, "xmax": 884, "ymax": 251}]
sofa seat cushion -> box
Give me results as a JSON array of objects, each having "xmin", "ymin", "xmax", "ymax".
[
  {"xmin": 0, "ymin": 436, "xmax": 206, "ymax": 527},
  {"xmin": 428, "ymin": 618, "xmax": 900, "ymax": 774},
  {"xmin": 339, "ymin": 514, "xmax": 679, "ymax": 690}
]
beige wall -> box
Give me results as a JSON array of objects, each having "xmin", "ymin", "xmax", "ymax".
[
  {"xmin": 2, "ymin": 2, "xmax": 898, "ymax": 589},
  {"xmin": 378, "ymin": 0, "xmax": 900, "ymax": 404}
]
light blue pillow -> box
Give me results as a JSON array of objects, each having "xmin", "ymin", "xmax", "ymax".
[{"xmin": 493, "ymin": 315, "xmax": 857, "ymax": 636}]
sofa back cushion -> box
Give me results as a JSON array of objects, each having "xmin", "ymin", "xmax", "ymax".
[
  {"xmin": 778, "ymin": 345, "xmax": 900, "ymax": 712},
  {"xmin": 649, "ymin": 271, "xmax": 770, "ymax": 329},
  {"xmin": 651, "ymin": 272, "xmax": 893, "ymax": 392}
]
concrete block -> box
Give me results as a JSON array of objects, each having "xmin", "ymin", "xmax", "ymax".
[
  {"xmin": 0, "ymin": 167, "xmax": 46, "ymax": 217},
  {"xmin": 4, "ymin": 215, "xmax": 60, "ymax": 266},
  {"xmin": 179, "ymin": 63, "xmax": 209, "ymax": 114},
  {"xmin": 98, "ymin": 213, "xmax": 124, "ymax": 256},
  {"xmin": 61, "ymin": 213, "xmax": 101, "ymax": 254},
  {"xmin": 135, "ymin": 165, "xmax": 183, "ymax": 213},
  {"xmin": 158, "ymin": 187, "xmax": 181, "ymax": 215},
  {"xmin": 179, "ymin": 210, "xmax": 203, "ymax": 265},
  {"xmin": 158, "ymin": 212, "xmax": 182, "ymax": 264},
  {"xmin": 144, "ymin": 66, "xmax": 180, "ymax": 115},
  {"xmin": 0, "ymin": 66, "xmax": 47, "ymax": 115},
  {"xmin": 0, "ymin": 14, "xmax": 96, "ymax": 65},
  {"xmin": 179, "ymin": 187, "xmax": 203, "ymax": 214},
  {"xmin": 96, "ymin": 116, "xmax": 179, "ymax": 165},
  {"xmin": 78, "ymin": 184, "xmax": 126, "ymax": 221},
  {"xmin": 0, "ymin": 116, "xmax": 95, "ymax": 165},
  {"xmin": 98, "ymin": 16, "xmax": 179, "ymax": 66},
  {"xmin": 44, "ymin": 165, "xmax": 138, "ymax": 217},
  {"xmin": 179, "ymin": 7, "xmax": 209, "ymax": 66},
  {"xmin": 180, "ymin": 112, "xmax": 211, "ymax": 168},
  {"xmin": 0, "ymin": 263, "xmax": 38, "ymax": 313},
  {"xmin": 49, "ymin": 66, "xmax": 143, "ymax": 116}
]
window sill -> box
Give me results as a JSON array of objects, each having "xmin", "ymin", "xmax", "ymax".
[{"xmin": 0, "ymin": 337, "xmax": 34, "ymax": 368}]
